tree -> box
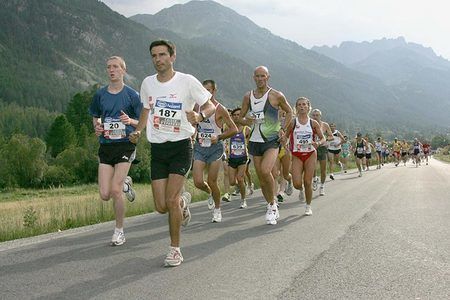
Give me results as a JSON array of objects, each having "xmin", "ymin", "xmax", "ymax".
[
  {"xmin": 65, "ymin": 85, "xmax": 99, "ymax": 134},
  {"xmin": 431, "ymin": 135, "xmax": 449, "ymax": 149},
  {"xmin": 46, "ymin": 115, "xmax": 77, "ymax": 157},
  {"xmin": 0, "ymin": 134, "xmax": 47, "ymax": 188}
]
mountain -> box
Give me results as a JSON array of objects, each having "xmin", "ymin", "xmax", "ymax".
[
  {"xmin": 130, "ymin": 1, "xmax": 447, "ymax": 132},
  {"xmin": 312, "ymin": 37, "xmax": 450, "ymax": 126},
  {"xmin": 0, "ymin": 0, "xmax": 448, "ymax": 136},
  {"xmin": 0, "ymin": 0, "xmax": 252, "ymax": 112}
]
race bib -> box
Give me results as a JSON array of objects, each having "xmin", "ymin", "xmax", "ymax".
[
  {"xmin": 103, "ymin": 118, "xmax": 126, "ymax": 140},
  {"xmin": 357, "ymin": 147, "xmax": 364, "ymax": 154},
  {"xmin": 295, "ymin": 133, "xmax": 313, "ymax": 152},
  {"xmin": 153, "ymin": 99, "xmax": 182, "ymax": 133},
  {"xmin": 252, "ymin": 111, "xmax": 265, "ymax": 124},
  {"xmin": 231, "ymin": 141, "xmax": 245, "ymax": 156},
  {"xmin": 198, "ymin": 131, "xmax": 213, "ymax": 147}
]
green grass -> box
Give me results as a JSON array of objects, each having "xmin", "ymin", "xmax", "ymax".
[{"xmin": 434, "ymin": 154, "xmax": 450, "ymax": 163}]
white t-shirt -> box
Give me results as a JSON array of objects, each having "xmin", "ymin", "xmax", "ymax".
[{"xmin": 140, "ymin": 72, "xmax": 211, "ymax": 143}]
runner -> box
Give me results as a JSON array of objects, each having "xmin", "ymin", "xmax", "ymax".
[
  {"xmin": 221, "ymin": 109, "xmax": 232, "ymax": 203},
  {"xmin": 353, "ymin": 132, "xmax": 368, "ymax": 177},
  {"xmin": 273, "ymin": 110, "xmax": 294, "ymax": 203},
  {"xmin": 130, "ymin": 40, "xmax": 216, "ymax": 267},
  {"xmin": 238, "ymin": 66, "xmax": 293, "ymax": 225},
  {"xmin": 193, "ymin": 80, "xmax": 238, "ymax": 223},
  {"xmin": 89, "ymin": 56, "xmax": 142, "ymax": 246},
  {"xmin": 401, "ymin": 139, "xmax": 409, "ymax": 166},
  {"xmin": 310, "ymin": 109, "xmax": 333, "ymax": 196},
  {"xmin": 392, "ymin": 138, "xmax": 402, "ymax": 166},
  {"xmin": 340, "ymin": 135, "xmax": 351, "ymax": 173},
  {"xmin": 412, "ymin": 138, "xmax": 423, "ymax": 167},
  {"xmin": 374, "ymin": 137, "xmax": 385, "ymax": 169},
  {"xmin": 228, "ymin": 107, "xmax": 251, "ymax": 208},
  {"xmin": 285, "ymin": 97, "xmax": 325, "ymax": 215},
  {"xmin": 422, "ymin": 141, "xmax": 431, "ymax": 165},
  {"xmin": 327, "ymin": 123, "xmax": 345, "ymax": 180},
  {"xmin": 364, "ymin": 136, "xmax": 374, "ymax": 171}
]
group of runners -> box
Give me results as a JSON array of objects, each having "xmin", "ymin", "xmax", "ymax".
[{"xmin": 89, "ymin": 39, "xmax": 432, "ymax": 267}]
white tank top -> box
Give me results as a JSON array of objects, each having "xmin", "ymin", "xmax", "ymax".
[
  {"xmin": 196, "ymin": 103, "xmax": 222, "ymax": 147},
  {"xmin": 290, "ymin": 117, "xmax": 315, "ymax": 153},
  {"xmin": 328, "ymin": 130, "xmax": 342, "ymax": 150},
  {"xmin": 249, "ymin": 88, "xmax": 270, "ymax": 143}
]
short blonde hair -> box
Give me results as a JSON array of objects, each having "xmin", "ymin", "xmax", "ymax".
[{"xmin": 107, "ymin": 56, "xmax": 126, "ymax": 70}]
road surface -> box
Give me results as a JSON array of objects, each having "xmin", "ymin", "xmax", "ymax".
[{"xmin": 1, "ymin": 159, "xmax": 449, "ymax": 299}]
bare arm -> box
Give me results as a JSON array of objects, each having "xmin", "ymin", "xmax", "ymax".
[
  {"xmin": 238, "ymin": 93, "xmax": 254, "ymax": 127},
  {"xmin": 215, "ymin": 105, "xmax": 238, "ymax": 142},
  {"xmin": 277, "ymin": 93, "xmax": 293, "ymax": 132},
  {"xmin": 312, "ymin": 119, "xmax": 326, "ymax": 148},
  {"xmin": 129, "ymin": 108, "xmax": 149, "ymax": 144}
]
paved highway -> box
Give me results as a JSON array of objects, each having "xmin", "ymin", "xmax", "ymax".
[{"xmin": 1, "ymin": 159, "xmax": 449, "ymax": 299}]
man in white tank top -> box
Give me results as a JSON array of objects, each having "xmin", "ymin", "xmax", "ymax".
[
  {"xmin": 192, "ymin": 80, "xmax": 238, "ymax": 223},
  {"xmin": 238, "ymin": 66, "xmax": 293, "ymax": 225}
]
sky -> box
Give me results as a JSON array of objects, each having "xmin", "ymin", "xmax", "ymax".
[{"xmin": 101, "ymin": 0, "xmax": 450, "ymax": 60}]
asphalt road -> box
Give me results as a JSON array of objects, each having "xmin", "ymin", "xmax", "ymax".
[{"xmin": 1, "ymin": 158, "xmax": 449, "ymax": 299}]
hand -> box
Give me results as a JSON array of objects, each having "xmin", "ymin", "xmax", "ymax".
[
  {"xmin": 244, "ymin": 116, "xmax": 255, "ymax": 126},
  {"xmin": 94, "ymin": 122, "xmax": 104, "ymax": 137},
  {"xmin": 186, "ymin": 110, "xmax": 200, "ymax": 125},
  {"xmin": 129, "ymin": 130, "xmax": 141, "ymax": 144},
  {"xmin": 120, "ymin": 110, "xmax": 131, "ymax": 125},
  {"xmin": 211, "ymin": 135, "xmax": 219, "ymax": 144}
]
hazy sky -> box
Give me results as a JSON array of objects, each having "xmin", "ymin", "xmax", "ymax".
[{"xmin": 101, "ymin": 0, "xmax": 450, "ymax": 60}]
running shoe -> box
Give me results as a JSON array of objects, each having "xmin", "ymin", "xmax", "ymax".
[
  {"xmin": 207, "ymin": 196, "xmax": 214, "ymax": 210},
  {"xmin": 358, "ymin": 171, "xmax": 362, "ymax": 177},
  {"xmin": 265, "ymin": 203, "xmax": 279, "ymax": 225},
  {"xmin": 304, "ymin": 205, "xmax": 313, "ymax": 216},
  {"xmin": 276, "ymin": 193, "xmax": 284, "ymax": 203},
  {"xmin": 329, "ymin": 173, "xmax": 335, "ymax": 180},
  {"xmin": 231, "ymin": 186, "xmax": 239, "ymax": 196},
  {"xmin": 239, "ymin": 199, "xmax": 247, "ymax": 209},
  {"xmin": 344, "ymin": 170, "xmax": 347, "ymax": 173},
  {"xmin": 181, "ymin": 192, "xmax": 192, "ymax": 227},
  {"xmin": 221, "ymin": 193, "xmax": 231, "ymax": 202},
  {"xmin": 312, "ymin": 176, "xmax": 319, "ymax": 191},
  {"xmin": 164, "ymin": 247, "xmax": 184, "ymax": 267},
  {"xmin": 285, "ymin": 180, "xmax": 293, "ymax": 196},
  {"xmin": 298, "ymin": 189, "xmax": 305, "ymax": 203},
  {"xmin": 123, "ymin": 176, "xmax": 136, "ymax": 202},
  {"xmin": 111, "ymin": 231, "xmax": 125, "ymax": 246},
  {"xmin": 212, "ymin": 208, "xmax": 222, "ymax": 223},
  {"xmin": 319, "ymin": 185, "xmax": 325, "ymax": 196}
]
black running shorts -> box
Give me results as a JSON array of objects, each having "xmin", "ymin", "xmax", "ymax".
[
  {"xmin": 98, "ymin": 142, "xmax": 136, "ymax": 166},
  {"xmin": 151, "ymin": 139, "xmax": 193, "ymax": 180}
]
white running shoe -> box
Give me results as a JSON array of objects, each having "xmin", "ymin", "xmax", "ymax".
[
  {"xmin": 181, "ymin": 192, "xmax": 192, "ymax": 227},
  {"xmin": 231, "ymin": 186, "xmax": 239, "ymax": 196},
  {"xmin": 312, "ymin": 176, "xmax": 319, "ymax": 191},
  {"xmin": 164, "ymin": 247, "xmax": 184, "ymax": 267},
  {"xmin": 298, "ymin": 189, "xmax": 305, "ymax": 203},
  {"xmin": 329, "ymin": 173, "xmax": 335, "ymax": 180},
  {"xmin": 221, "ymin": 193, "xmax": 231, "ymax": 202},
  {"xmin": 212, "ymin": 208, "xmax": 222, "ymax": 223},
  {"xmin": 111, "ymin": 231, "xmax": 125, "ymax": 246},
  {"xmin": 207, "ymin": 196, "xmax": 214, "ymax": 210},
  {"xmin": 123, "ymin": 176, "xmax": 136, "ymax": 202},
  {"xmin": 239, "ymin": 199, "xmax": 247, "ymax": 209},
  {"xmin": 305, "ymin": 205, "xmax": 313, "ymax": 216},
  {"xmin": 319, "ymin": 185, "xmax": 325, "ymax": 196},
  {"xmin": 285, "ymin": 180, "xmax": 293, "ymax": 196},
  {"xmin": 265, "ymin": 203, "xmax": 278, "ymax": 225}
]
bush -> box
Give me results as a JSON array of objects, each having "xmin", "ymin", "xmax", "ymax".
[{"xmin": 42, "ymin": 165, "xmax": 74, "ymax": 187}]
